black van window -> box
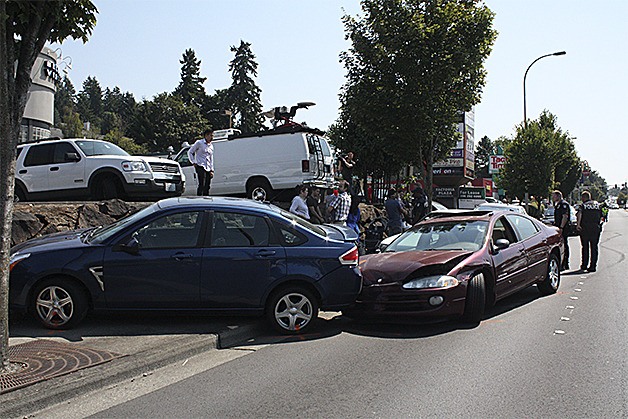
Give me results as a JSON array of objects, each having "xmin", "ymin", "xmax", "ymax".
[{"xmin": 24, "ymin": 144, "xmax": 54, "ymax": 166}]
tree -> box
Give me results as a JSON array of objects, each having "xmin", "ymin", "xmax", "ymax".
[
  {"xmin": 227, "ymin": 40, "xmax": 263, "ymax": 133},
  {"xmin": 174, "ymin": 48, "xmax": 207, "ymax": 108},
  {"xmin": 201, "ymin": 88, "xmax": 231, "ymax": 130},
  {"xmin": 76, "ymin": 75, "xmax": 103, "ymax": 131},
  {"xmin": 103, "ymin": 86, "xmax": 136, "ymax": 133},
  {"xmin": 53, "ymin": 75, "xmax": 75, "ymax": 126},
  {"xmin": 475, "ymin": 135, "xmax": 494, "ymax": 179},
  {"xmin": 0, "ymin": 0, "xmax": 97, "ymax": 372},
  {"xmin": 499, "ymin": 111, "xmax": 580, "ymax": 200},
  {"xmin": 332, "ymin": 0, "xmax": 496, "ymax": 205},
  {"xmin": 103, "ymin": 129, "xmax": 147, "ymax": 155},
  {"xmin": 129, "ymin": 92, "xmax": 208, "ymax": 152}
]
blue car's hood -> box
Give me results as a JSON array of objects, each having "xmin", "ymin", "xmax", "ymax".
[{"xmin": 11, "ymin": 228, "xmax": 94, "ymax": 255}]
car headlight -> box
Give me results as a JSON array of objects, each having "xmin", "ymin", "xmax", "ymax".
[
  {"xmin": 121, "ymin": 161, "xmax": 147, "ymax": 172},
  {"xmin": 10, "ymin": 253, "xmax": 30, "ymax": 271},
  {"xmin": 402, "ymin": 275, "xmax": 459, "ymax": 290}
]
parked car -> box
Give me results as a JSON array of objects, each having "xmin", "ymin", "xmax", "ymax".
[
  {"xmin": 345, "ymin": 210, "xmax": 563, "ymax": 323},
  {"xmin": 9, "ymin": 197, "xmax": 361, "ymax": 334},
  {"xmin": 174, "ymin": 128, "xmax": 335, "ymax": 201},
  {"xmin": 474, "ymin": 202, "xmax": 526, "ymax": 214},
  {"xmin": 15, "ymin": 137, "xmax": 184, "ymax": 201},
  {"xmin": 541, "ymin": 205, "xmax": 578, "ymax": 236}
]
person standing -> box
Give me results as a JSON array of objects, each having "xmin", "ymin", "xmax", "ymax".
[
  {"xmin": 187, "ymin": 129, "xmax": 214, "ymax": 196},
  {"xmin": 289, "ymin": 185, "xmax": 310, "ymax": 220},
  {"xmin": 328, "ymin": 182, "xmax": 351, "ymax": 225},
  {"xmin": 338, "ymin": 152, "xmax": 356, "ymax": 191},
  {"xmin": 576, "ymin": 190, "xmax": 603, "ymax": 272},
  {"xmin": 385, "ymin": 188, "xmax": 406, "ymax": 236},
  {"xmin": 552, "ymin": 190, "xmax": 571, "ymax": 270},
  {"xmin": 307, "ymin": 188, "xmax": 325, "ymax": 224},
  {"xmin": 411, "ymin": 186, "xmax": 428, "ymax": 224}
]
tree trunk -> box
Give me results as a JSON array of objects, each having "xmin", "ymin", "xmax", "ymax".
[{"xmin": 426, "ymin": 135, "xmax": 434, "ymax": 211}]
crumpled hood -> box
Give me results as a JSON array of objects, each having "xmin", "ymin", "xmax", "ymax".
[{"xmin": 360, "ymin": 250, "xmax": 472, "ymax": 285}]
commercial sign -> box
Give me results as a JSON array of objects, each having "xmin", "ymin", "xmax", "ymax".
[
  {"xmin": 458, "ymin": 186, "xmax": 486, "ymax": 200},
  {"xmin": 433, "ymin": 187, "xmax": 456, "ymax": 198},
  {"xmin": 489, "ymin": 155, "xmax": 507, "ymax": 174},
  {"xmin": 433, "ymin": 167, "xmax": 464, "ymax": 176},
  {"xmin": 434, "ymin": 158, "xmax": 464, "ymax": 168}
]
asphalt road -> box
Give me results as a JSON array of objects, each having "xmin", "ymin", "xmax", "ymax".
[{"xmin": 47, "ymin": 210, "xmax": 628, "ymax": 418}]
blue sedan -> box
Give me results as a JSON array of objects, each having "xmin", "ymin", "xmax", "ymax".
[{"xmin": 9, "ymin": 197, "xmax": 362, "ymax": 334}]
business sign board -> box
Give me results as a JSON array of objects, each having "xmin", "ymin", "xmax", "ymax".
[
  {"xmin": 489, "ymin": 155, "xmax": 507, "ymax": 174},
  {"xmin": 434, "ymin": 158, "xmax": 464, "ymax": 168},
  {"xmin": 433, "ymin": 187, "xmax": 456, "ymax": 198},
  {"xmin": 433, "ymin": 167, "xmax": 464, "ymax": 176},
  {"xmin": 458, "ymin": 186, "xmax": 486, "ymax": 209}
]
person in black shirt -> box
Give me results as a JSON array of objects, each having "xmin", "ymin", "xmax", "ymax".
[
  {"xmin": 338, "ymin": 152, "xmax": 356, "ymax": 191},
  {"xmin": 307, "ymin": 187, "xmax": 325, "ymax": 224},
  {"xmin": 552, "ymin": 190, "xmax": 571, "ymax": 270},
  {"xmin": 576, "ymin": 190, "xmax": 603, "ymax": 272}
]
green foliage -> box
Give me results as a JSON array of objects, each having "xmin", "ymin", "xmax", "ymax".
[
  {"xmin": 227, "ymin": 40, "xmax": 263, "ymax": 133},
  {"xmin": 103, "ymin": 86, "xmax": 136, "ymax": 132},
  {"xmin": 500, "ymin": 111, "xmax": 580, "ymax": 199},
  {"xmin": 129, "ymin": 92, "xmax": 208, "ymax": 152},
  {"xmin": 174, "ymin": 49, "xmax": 207, "ymax": 108},
  {"xmin": 581, "ymin": 170, "xmax": 608, "ymax": 202},
  {"xmin": 63, "ymin": 110, "xmax": 83, "ymax": 138},
  {"xmin": 76, "ymin": 76, "xmax": 103, "ymax": 130},
  {"xmin": 333, "ymin": 0, "xmax": 496, "ymax": 196},
  {"xmin": 201, "ymin": 88, "xmax": 231, "ymax": 130},
  {"xmin": 103, "ymin": 129, "xmax": 147, "ymax": 155},
  {"xmin": 474, "ymin": 135, "xmax": 494, "ymax": 179}
]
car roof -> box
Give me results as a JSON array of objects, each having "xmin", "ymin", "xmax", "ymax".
[
  {"xmin": 17, "ymin": 137, "xmax": 103, "ymax": 147},
  {"xmin": 157, "ymin": 196, "xmax": 280, "ymax": 214},
  {"xmin": 421, "ymin": 209, "xmax": 533, "ymax": 224}
]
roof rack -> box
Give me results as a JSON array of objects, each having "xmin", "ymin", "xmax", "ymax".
[{"xmin": 18, "ymin": 136, "xmax": 62, "ymax": 146}]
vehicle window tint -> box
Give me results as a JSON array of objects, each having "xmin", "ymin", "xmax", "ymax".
[
  {"xmin": 53, "ymin": 142, "xmax": 79, "ymax": 163},
  {"xmin": 492, "ymin": 217, "xmax": 518, "ymax": 244},
  {"xmin": 211, "ymin": 212, "xmax": 270, "ymax": 247},
  {"xmin": 272, "ymin": 221, "xmax": 307, "ymax": 246},
  {"xmin": 176, "ymin": 149, "xmax": 192, "ymax": 167},
  {"xmin": 506, "ymin": 215, "xmax": 539, "ymax": 241},
  {"xmin": 16, "ymin": 148, "xmax": 23, "ymax": 158},
  {"xmin": 75, "ymin": 140, "xmax": 129, "ymax": 156},
  {"xmin": 133, "ymin": 212, "xmax": 202, "ymax": 249},
  {"xmin": 23, "ymin": 144, "xmax": 54, "ymax": 166}
]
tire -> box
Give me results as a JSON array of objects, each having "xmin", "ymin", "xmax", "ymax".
[
  {"xmin": 93, "ymin": 176, "xmax": 121, "ymax": 200},
  {"xmin": 538, "ymin": 254, "xmax": 560, "ymax": 295},
  {"xmin": 247, "ymin": 179, "xmax": 272, "ymax": 201},
  {"xmin": 31, "ymin": 278, "xmax": 88, "ymax": 330},
  {"xmin": 14, "ymin": 185, "xmax": 26, "ymax": 203},
  {"xmin": 266, "ymin": 286, "xmax": 318, "ymax": 334},
  {"xmin": 463, "ymin": 273, "xmax": 486, "ymax": 323}
]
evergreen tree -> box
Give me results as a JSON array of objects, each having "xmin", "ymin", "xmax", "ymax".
[
  {"xmin": 227, "ymin": 40, "xmax": 263, "ymax": 133},
  {"xmin": 76, "ymin": 76, "xmax": 103, "ymax": 130},
  {"xmin": 54, "ymin": 75, "xmax": 76, "ymax": 126},
  {"xmin": 475, "ymin": 135, "xmax": 495, "ymax": 179},
  {"xmin": 103, "ymin": 86, "xmax": 136, "ymax": 133},
  {"xmin": 174, "ymin": 48, "xmax": 207, "ymax": 108},
  {"xmin": 201, "ymin": 88, "xmax": 231, "ymax": 130}
]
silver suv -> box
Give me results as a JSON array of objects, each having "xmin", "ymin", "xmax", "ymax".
[{"xmin": 14, "ymin": 138, "xmax": 184, "ymax": 201}]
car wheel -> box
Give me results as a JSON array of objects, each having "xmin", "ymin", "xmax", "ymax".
[
  {"xmin": 101, "ymin": 177, "xmax": 121, "ymax": 200},
  {"xmin": 247, "ymin": 179, "xmax": 272, "ymax": 201},
  {"xmin": 14, "ymin": 185, "xmax": 26, "ymax": 203},
  {"xmin": 266, "ymin": 286, "xmax": 318, "ymax": 334},
  {"xmin": 31, "ymin": 278, "xmax": 88, "ymax": 330},
  {"xmin": 463, "ymin": 273, "xmax": 486, "ymax": 323},
  {"xmin": 538, "ymin": 254, "xmax": 560, "ymax": 295}
]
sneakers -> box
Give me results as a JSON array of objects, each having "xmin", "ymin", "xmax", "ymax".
[{"xmin": 587, "ymin": 267, "xmax": 596, "ymax": 272}]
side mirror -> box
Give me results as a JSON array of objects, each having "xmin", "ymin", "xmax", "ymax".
[
  {"xmin": 114, "ymin": 237, "xmax": 140, "ymax": 255},
  {"xmin": 494, "ymin": 238, "xmax": 510, "ymax": 251},
  {"xmin": 65, "ymin": 152, "xmax": 80, "ymax": 162}
]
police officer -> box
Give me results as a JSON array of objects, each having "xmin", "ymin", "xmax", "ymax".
[
  {"xmin": 551, "ymin": 190, "xmax": 571, "ymax": 270},
  {"xmin": 576, "ymin": 190, "xmax": 603, "ymax": 272}
]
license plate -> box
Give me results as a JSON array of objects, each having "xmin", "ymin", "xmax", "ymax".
[{"xmin": 164, "ymin": 183, "xmax": 176, "ymax": 192}]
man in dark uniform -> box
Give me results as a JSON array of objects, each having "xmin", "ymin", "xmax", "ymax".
[
  {"xmin": 576, "ymin": 190, "xmax": 603, "ymax": 272},
  {"xmin": 552, "ymin": 190, "xmax": 571, "ymax": 270}
]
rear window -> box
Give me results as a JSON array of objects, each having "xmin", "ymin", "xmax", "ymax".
[{"xmin": 278, "ymin": 209, "xmax": 326, "ymax": 237}]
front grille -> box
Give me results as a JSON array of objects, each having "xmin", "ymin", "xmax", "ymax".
[{"xmin": 149, "ymin": 162, "xmax": 179, "ymax": 174}]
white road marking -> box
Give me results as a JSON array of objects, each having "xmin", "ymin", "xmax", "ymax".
[{"xmin": 554, "ymin": 330, "xmax": 566, "ymax": 335}]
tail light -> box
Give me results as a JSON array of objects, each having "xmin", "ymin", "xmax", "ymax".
[
  {"xmin": 339, "ymin": 246, "xmax": 359, "ymax": 265},
  {"xmin": 302, "ymin": 160, "xmax": 310, "ymax": 172}
]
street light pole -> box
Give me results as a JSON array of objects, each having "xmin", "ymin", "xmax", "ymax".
[{"xmin": 523, "ymin": 51, "xmax": 566, "ymax": 128}]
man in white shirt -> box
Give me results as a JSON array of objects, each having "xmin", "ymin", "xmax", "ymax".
[
  {"xmin": 289, "ymin": 185, "xmax": 310, "ymax": 220},
  {"xmin": 187, "ymin": 129, "xmax": 214, "ymax": 196}
]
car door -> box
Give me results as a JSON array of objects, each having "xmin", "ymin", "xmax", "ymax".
[
  {"xmin": 102, "ymin": 210, "xmax": 206, "ymax": 308},
  {"xmin": 200, "ymin": 211, "xmax": 287, "ymax": 309},
  {"xmin": 19, "ymin": 143, "xmax": 54, "ymax": 193},
  {"xmin": 48, "ymin": 141, "xmax": 86, "ymax": 191},
  {"xmin": 490, "ymin": 216, "xmax": 528, "ymax": 299},
  {"xmin": 506, "ymin": 214, "xmax": 546, "ymax": 285},
  {"xmin": 175, "ymin": 147, "xmax": 197, "ymax": 196}
]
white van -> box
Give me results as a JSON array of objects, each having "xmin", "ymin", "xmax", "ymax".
[{"xmin": 175, "ymin": 127, "xmax": 335, "ymax": 200}]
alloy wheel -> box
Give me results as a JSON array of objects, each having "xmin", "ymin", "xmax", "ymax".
[
  {"xmin": 549, "ymin": 258, "xmax": 560, "ymax": 289},
  {"xmin": 252, "ymin": 187, "xmax": 267, "ymax": 201},
  {"xmin": 274, "ymin": 293, "xmax": 313, "ymax": 331},
  {"xmin": 36, "ymin": 286, "xmax": 74, "ymax": 327}
]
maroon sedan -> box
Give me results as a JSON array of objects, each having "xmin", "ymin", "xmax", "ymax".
[{"xmin": 347, "ymin": 210, "xmax": 564, "ymax": 323}]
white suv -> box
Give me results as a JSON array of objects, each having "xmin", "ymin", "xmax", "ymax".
[{"xmin": 14, "ymin": 138, "xmax": 185, "ymax": 201}]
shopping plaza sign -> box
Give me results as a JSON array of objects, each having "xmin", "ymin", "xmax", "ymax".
[{"xmin": 489, "ymin": 155, "xmax": 507, "ymax": 174}]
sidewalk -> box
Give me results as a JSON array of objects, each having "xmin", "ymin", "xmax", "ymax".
[{"xmin": 1, "ymin": 312, "xmax": 264, "ymax": 417}]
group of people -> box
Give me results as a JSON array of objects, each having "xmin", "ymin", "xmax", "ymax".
[
  {"xmin": 551, "ymin": 189, "xmax": 604, "ymax": 273},
  {"xmin": 384, "ymin": 187, "xmax": 429, "ymax": 236}
]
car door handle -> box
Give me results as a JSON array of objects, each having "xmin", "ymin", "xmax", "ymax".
[
  {"xmin": 18, "ymin": 169, "xmax": 27, "ymax": 174},
  {"xmin": 171, "ymin": 253, "xmax": 193, "ymax": 261},
  {"xmin": 256, "ymin": 250, "xmax": 276, "ymax": 257},
  {"xmin": 50, "ymin": 167, "xmax": 59, "ymax": 171}
]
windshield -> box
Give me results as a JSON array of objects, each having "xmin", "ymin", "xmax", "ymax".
[
  {"xmin": 385, "ymin": 220, "xmax": 488, "ymax": 253},
  {"xmin": 88, "ymin": 204, "xmax": 158, "ymax": 244},
  {"xmin": 278, "ymin": 209, "xmax": 327, "ymax": 237},
  {"xmin": 76, "ymin": 140, "xmax": 130, "ymax": 157}
]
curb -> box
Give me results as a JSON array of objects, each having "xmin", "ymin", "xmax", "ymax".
[{"xmin": 0, "ymin": 322, "xmax": 262, "ymax": 418}]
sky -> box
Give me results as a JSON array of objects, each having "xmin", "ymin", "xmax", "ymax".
[{"xmin": 52, "ymin": 0, "xmax": 628, "ymax": 188}]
